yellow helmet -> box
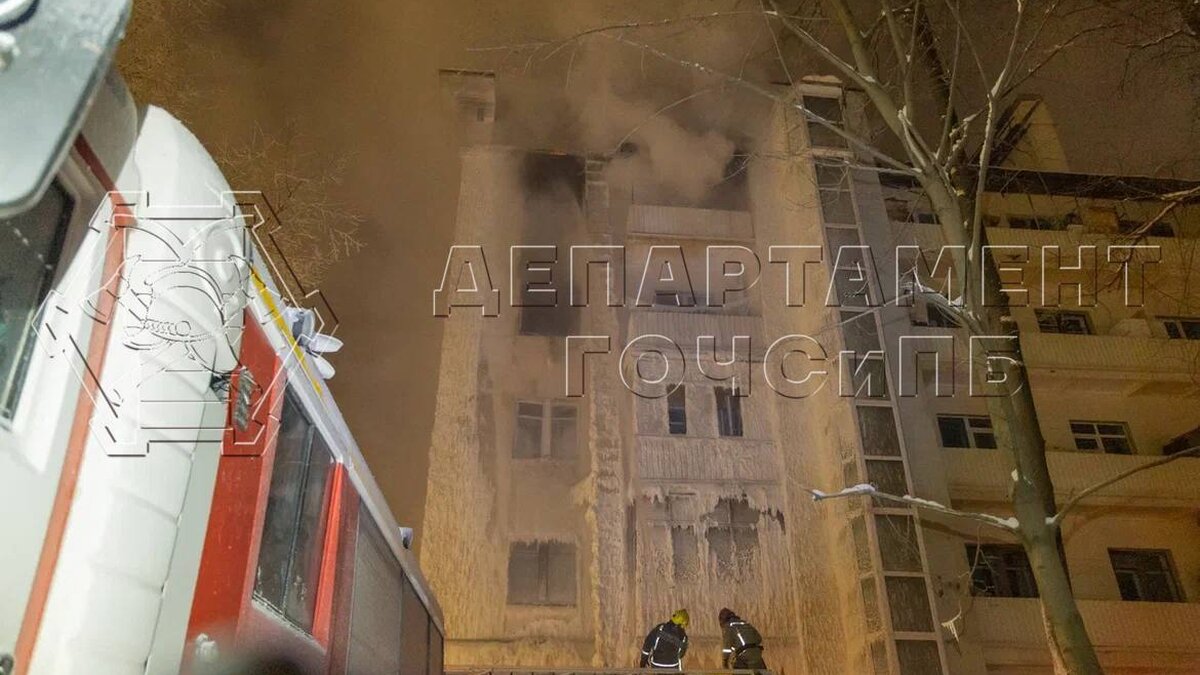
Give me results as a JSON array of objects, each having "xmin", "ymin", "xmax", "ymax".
[{"xmin": 671, "ymin": 608, "xmax": 690, "ymax": 627}]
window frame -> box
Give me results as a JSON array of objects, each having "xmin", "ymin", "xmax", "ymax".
[
  {"xmin": 1070, "ymin": 420, "xmax": 1134, "ymax": 455},
  {"xmin": 705, "ymin": 497, "xmax": 761, "ymax": 580},
  {"xmin": 1160, "ymin": 316, "xmax": 1200, "ymax": 340},
  {"xmin": 0, "ymin": 179, "xmax": 76, "ymax": 421},
  {"xmin": 801, "ymin": 94, "xmax": 847, "ymax": 149},
  {"xmin": 966, "ymin": 543, "xmax": 1038, "ymax": 598},
  {"xmin": 666, "ymin": 385, "xmax": 687, "ymax": 435},
  {"xmin": 937, "ymin": 414, "xmax": 997, "ymax": 449},
  {"xmin": 252, "ymin": 388, "xmax": 338, "ymax": 635},
  {"xmin": 713, "ymin": 385, "xmax": 744, "ymax": 438},
  {"xmin": 1035, "ymin": 308, "xmax": 1092, "ymax": 335},
  {"xmin": 1108, "ymin": 548, "xmax": 1184, "ymax": 603},
  {"xmin": 506, "ymin": 540, "xmax": 578, "ymax": 607},
  {"xmin": 512, "ymin": 399, "xmax": 578, "ymax": 460}
]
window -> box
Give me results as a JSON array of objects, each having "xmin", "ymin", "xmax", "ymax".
[
  {"xmin": 507, "ymin": 541, "xmax": 577, "ymax": 605},
  {"xmin": 1161, "ymin": 317, "xmax": 1200, "ymax": 340},
  {"xmin": 1071, "ymin": 420, "xmax": 1133, "ymax": 454},
  {"xmin": 513, "ymin": 401, "xmax": 577, "ymax": 459},
  {"xmin": 1118, "ymin": 216, "xmax": 1175, "ymax": 238},
  {"xmin": 714, "ymin": 386, "xmax": 743, "ymax": 437},
  {"xmin": 937, "ymin": 414, "xmax": 997, "ymax": 449},
  {"xmin": 518, "ymin": 305, "xmax": 577, "ymax": 336},
  {"xmin": 667, "ymin": 386, "xmax": 687, "ymax": 435},
  {"xmin": 802, "ymin": 95, "xmax": 847, "ymax": 149},
  {"xmin": 1109, "ymin": 549, "xmax": 1183, "ymax": 602},
  {"xmin": 815, "ymin": 163, "xmax": 856, "ymax": 224},
  {"xmin": 1, "ymin": 181, "xmax": 73, "ymax": 419},
  {"xmin": 926, "ymin": 302, "xmax": 960, "ymax": 328},
  {"xmin": 1008, "ymin": 215, "xmax": 1069, "ymax": 231},
  {"xmin": 1036, "ymin": 309, "xmax": 1092, "ymax": 335},
  {"xmin": 966, "ymin": 544, "xmax": 1038, "ymax": 598},
  {"xmin": 255, "ymin": 391, "xmax": 336, "ymax": 633},
  {"xmin": 706, "ymin": 498, "xmax": 760, "ymax": 580}
]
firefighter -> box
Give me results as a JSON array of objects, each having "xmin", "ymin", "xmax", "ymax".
[
  {"xmin": 640, "ymin": 608, "xmax": 690, "ymax": 670},
  {"xmin": 719, "ymin": 608, "xmax": 767, "ymax": 671}
]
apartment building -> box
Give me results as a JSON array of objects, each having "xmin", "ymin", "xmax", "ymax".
[{"xmin": 422, "ymin": 70, "xmax": 1200, "ymax": 675}]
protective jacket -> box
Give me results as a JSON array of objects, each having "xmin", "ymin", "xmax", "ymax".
[
  {"xmin": 721, "ymin": 617, "xmax": 766, "ymax": 670},
  {"xmin": 640, "ymin": 621, "xmax": 689, "ymax": 669}
]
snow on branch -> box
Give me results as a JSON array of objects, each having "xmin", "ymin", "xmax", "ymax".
[{"xmin": 807, "ymin": 483, "xmax": 1019, "ymax": 531}]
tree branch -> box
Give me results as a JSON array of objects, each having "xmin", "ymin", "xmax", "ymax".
[
  {"xmin": 807, "ymin": 482, "xmax": 1019, "ymax": 531},
  {"xmin": 1050, "ymin": 446, "xmax": 1200, "ymax": 527}
]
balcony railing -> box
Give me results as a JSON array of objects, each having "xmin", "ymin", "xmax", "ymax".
[
  {"xmin": 944, "ymin": 447, "xmax": 1200, "ymax": 508},
  {"xmin": 1020, "ymin": 331, "xmax": 1200, "ymax": 397},
  {"xmin": 627, "ymin": 310, "xmax": 764, "ymax": 359},
  {"xmin": 974, "ymin": 597, "xmax": 1200, "ymax": 671},
  {"xmin": 628, "ymin": 204, "xmax": 753, "ymax": 241}
]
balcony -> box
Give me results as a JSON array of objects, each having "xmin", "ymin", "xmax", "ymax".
[
  {"xmin": 1020, "ymin": 331, "xmax": 1200, "ymax": 398},
  {"xmin": 974, "ymin": 597, "xmax": 1200, "ymax": 672},
  {"xmin": 627, "ymin": 204, "xmax": 753, "ymax": 241},
  {"xmin": 627, "ymin": 310, "xmax": 764, "ymax": 359},
  {"xmin": 635, "ymin": 436, "xmax": 780, "ymax": 484},
  {"xmin": 944, "ymin": 447, "xmax": 1200, "ymax": 508}
]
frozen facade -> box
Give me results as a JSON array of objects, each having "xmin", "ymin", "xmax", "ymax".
[{"xmin": 422, "ymin": 70, "xmax": 1200, "ymax": 675}]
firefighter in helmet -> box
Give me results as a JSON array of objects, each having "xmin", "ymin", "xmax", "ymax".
[
  {"xmin": 719, "ymin": 608, "xmax": 767, "ymax": 671},
  {"xmin": 639, "ymin": 608, "xmax": 690, "ymax": 670}
]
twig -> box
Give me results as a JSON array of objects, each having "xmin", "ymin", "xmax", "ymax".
[{"xmin": 1050, "ymin": 445, "xmax": 1200, "ymax": 527}]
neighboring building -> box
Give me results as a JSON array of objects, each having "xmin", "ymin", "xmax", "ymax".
[{"xmin": 423, "ymin": 70, "xmax": 1200, "ymax": 675}]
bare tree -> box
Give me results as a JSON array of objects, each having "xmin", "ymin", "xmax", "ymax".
[
  {"xmin": 116, "ymin": 2, "xmax": 362, "ymax": 289},
  {"xmin": 482, "ymin": 2, "xmax": 1200, "ymax": 673}
]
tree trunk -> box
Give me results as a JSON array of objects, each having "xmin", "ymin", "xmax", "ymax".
[{"xmin": 1023, "ymin": 520, "xmax": 1105, "ymax": 674}]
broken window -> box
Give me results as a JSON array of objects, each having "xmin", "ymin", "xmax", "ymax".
[
  {"xmin": 714, "ymin": 386, "xmax": 744, "ymax": 437},
  {"xmin": 706, "ymin": 498, "xmax": 760, "ymax": 580},
  {"xmin": 255, "ymin": 390, "xmax": 335, "ymax": 633},
  {"xmin": 513, "ymin": 401, "xmax": 577, "ymax": 459},
  {"xmin": 1035, "ymin": 309, "xmax": 1092, "ymax": 335},
  {"xmin": 667, "ymin": 385, "xmax": 687, "ymax": 435},
  {"xmin": 937, "ymin": 414, "xmax": 997, "ymax": 449},
  {"xmin": 865, "ymin": 459, "xmax": 907, "ymax": 505},
  {"xmin": 507, "ymin": 541, "xmax": 577, "ymax": 606},
  {"xmin": 1109, "ymin": 549, "xmax": 1183, "ymax": 602},
  {"xmin": 802, "ymin": 95, "xmax": 847, "ymax": 149},
  {"xmin": 1, "ymin": 180, "xmax": 73, "ymax": 419},
  {"xmin": 1161, "ymin": 317, "xmax": 1200, "ymax": 340},
  {"xmin": 966, "ymin": 544, "xmax": 1038, "ymax": 598},
  {"xmin": 1070, "ymin": 420, "xmax": 1133, "ymax": 455}
]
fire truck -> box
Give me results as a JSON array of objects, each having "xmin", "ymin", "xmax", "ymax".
[{"xmin": 0, "ymin": 1, "xmax": 443, "ymax": 673}]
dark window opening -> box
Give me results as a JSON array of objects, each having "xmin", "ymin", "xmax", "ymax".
[
  {"xmin": 967, "ymin": 544, "xmax": 1038, "ymax": 598},
  {"xmin": 1162, "ymin": 317, "xmax": 1200, "ymax": 340},
  {"xmin": 1109, "ymin": 549, "xmax": 1183, "ymax": 602},
  {"xmin": 1036, "ymin": 309, "xmax": 1092, "ymax": 335},
  {"xmin": 938, "ymin": 415, "xmax": 997, "ymax": 449},
  {"xmin": 667, "ymin": 386, "xmax": 687, "ymax": 435},
  {"xmin": 714, "ymin": 386, "xmax": 743, "ymax": 437}
]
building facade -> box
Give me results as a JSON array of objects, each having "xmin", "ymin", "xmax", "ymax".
[{"xmin": 422, "ymin": 70, "xmax": 1200, "ymax": 675}]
